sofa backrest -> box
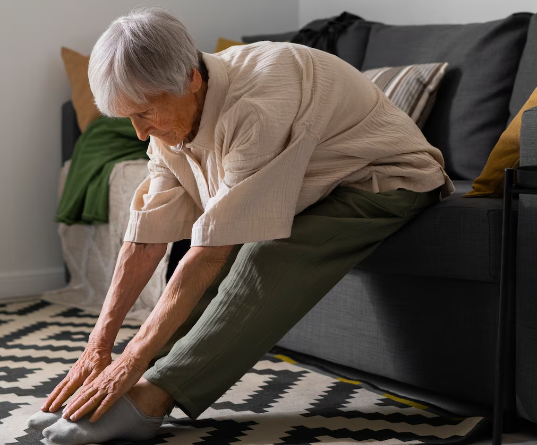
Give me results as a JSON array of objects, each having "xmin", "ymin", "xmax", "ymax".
[
  {"xmin": 361, "ymin": 13, "xmax": 532, "ymax": 181},
  {"xmin": 287, "ymin": 13, "xmax": 378, "ymax": 69},
  {"xmin": 243, "ymin": 12, "xmax": 535, "ymax": 182}
]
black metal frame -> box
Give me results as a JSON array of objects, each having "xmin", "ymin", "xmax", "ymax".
[{"xmin": 493, "ymin": 167, "xmax": 537, "ymax": 444}]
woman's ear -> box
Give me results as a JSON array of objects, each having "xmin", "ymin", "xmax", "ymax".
[{"xmin": 189, "ymin": 68, "xmax": 202, "ymax": 94}]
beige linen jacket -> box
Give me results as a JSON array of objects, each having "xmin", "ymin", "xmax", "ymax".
[{"xmin": 123, "ymin": 41, "xmax": 455, "ymax": 247}]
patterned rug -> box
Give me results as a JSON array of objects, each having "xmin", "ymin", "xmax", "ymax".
[{"xmin": 0, "ymin": 298, "xmax": 489, "ymax": 444}]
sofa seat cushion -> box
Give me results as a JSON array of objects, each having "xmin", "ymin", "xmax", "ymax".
[
  {"xmin": 361, "ymin": 13, "xmax": 532, "ymax": 181},
  {"xmin": 356, "ymin": 180, "xmax": 517, "ymax": 283}
]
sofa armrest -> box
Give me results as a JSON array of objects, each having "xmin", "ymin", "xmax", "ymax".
[
  {"xmin": 515, "ymin": 105, "xmax": 537, "ymax": 421},
  {"xmin": 61, "ymin": 101, "xmax": 81, "ymax": 164},
  {"xmin": 520, "ymin": 107, "xmax": 537, "ymax": 165}
]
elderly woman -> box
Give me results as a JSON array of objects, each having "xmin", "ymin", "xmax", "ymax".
[{"xmin": 29, "ymin": 6, "xmax": 454, "ymax": 444}]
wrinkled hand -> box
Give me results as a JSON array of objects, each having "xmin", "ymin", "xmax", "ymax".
[
  {"xmin": 61, "ymin": 350, "xmax": 147, "ymax": 423},
  {"xmin": 42, "ymin": 342, "xmax": 112, "ymax": 413}
]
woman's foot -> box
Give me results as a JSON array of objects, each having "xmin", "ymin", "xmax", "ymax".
[
  {"xmin": 27, "ymin": 404, "xmax": 66, "ymax": 431},
  {"xmin": 42, "ymin": 394, "xmax": 164, "ymax": 445},
  {"xmin": 30, "ymin": 377, "xmax": 174, "ymax": 444},
  {"xmin": 127, "ymin": 377, "xmax": 175, "ymax": 417}
]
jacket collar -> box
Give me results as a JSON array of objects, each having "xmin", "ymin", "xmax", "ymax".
[{"xmin": 184, "ymin": 51, "xmax": 229, "ymax": 150}]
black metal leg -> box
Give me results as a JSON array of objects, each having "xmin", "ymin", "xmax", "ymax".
[
  {"xmin": 493, "ymin": 168, "xmax": 515, "ymax": 445},
  {"xmin": 504, "ymin": 205, "xmax": 518, "ymax": 434}
]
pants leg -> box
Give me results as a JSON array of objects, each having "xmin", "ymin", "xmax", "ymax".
[
  {"xmin": 143, "ymin": 185, "xmax": 441, "ymax": 419},
  {"xmin": 146, "ymin": 243, "xmax": 242, "ymax": 366}
]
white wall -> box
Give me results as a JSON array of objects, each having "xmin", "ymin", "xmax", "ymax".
[
  {"xmin": 0, "ymin": 0, "xmax": 298, "ymax": 300},
  {"xmin": 299, "ymin": 0, "xmax": 537, "ymax": 26}
]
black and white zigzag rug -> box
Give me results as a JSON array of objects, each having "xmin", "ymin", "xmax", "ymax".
[{"xmin": 0, "ymin": 298, "xmax": 489, "ymax": 444}]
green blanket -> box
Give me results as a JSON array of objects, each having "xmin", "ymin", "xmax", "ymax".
[{"xmin": 55, "ymin": 115, "xmax": 149, "ymax": 225}]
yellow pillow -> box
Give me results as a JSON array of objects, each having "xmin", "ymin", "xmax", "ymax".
[
  {"xmin": 61, "ymin": 47, "xmax": 101, "ymax": 133},
  {"xmin": 214, "ymin": 37, "xmax": 245, "ymax": 53},
  {"xmin": 464, "ymin": 87, "xmax": 537, "ymax": 198}
]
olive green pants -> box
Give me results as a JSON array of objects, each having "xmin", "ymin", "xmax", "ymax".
[{"xmin": 143, "ymin": 185, "xmax": 441, "ymax": 419}]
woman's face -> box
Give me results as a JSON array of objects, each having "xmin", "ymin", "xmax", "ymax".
[{"xmin": 115, "ymin": 69, "xmax": 203, "ymax": 146}]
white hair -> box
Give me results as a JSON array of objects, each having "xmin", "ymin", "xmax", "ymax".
[{"xmin": 88, "ymin": 6, "xmax": 199, "ymax": 117}]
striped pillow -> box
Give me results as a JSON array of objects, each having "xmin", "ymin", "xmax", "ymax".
[{"xmin": 363, "ymin": 63, "xmax": 448, "ymax": 128}]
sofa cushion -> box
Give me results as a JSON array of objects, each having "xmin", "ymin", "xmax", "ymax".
[
  {"xmin": 61, "ymin": 47, "xmax": 101, "ymax": 133},
  {"xmin": 361, "ymin": 13, "xmax": 532, "ymax": 181},
  {"xmin": 509, "ymin": 14, "xmax": 537, "ymax": 125},
  {"xmin": 465, "ymin": 86, "xmax": 537, "ymax": 198},
  {"xmin": 363, "ymin": 63, "xmax": 448, "ymax": 128},
  {"xmin": 333, "ymin": 20, "xmax": 375, "ymax": 69},
  {"xmin": 356, "ymin": 180, "xmax": 517, "ymax": 283},
  {"xmin": 215, "ymin": 37, "xmax": 245, "ymax": 53}
]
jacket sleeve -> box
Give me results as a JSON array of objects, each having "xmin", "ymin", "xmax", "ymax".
[
  {"xmin": 123, "ymin": 137, "xmax": 202, "ymax": 244},
  {"xmin": 190, "ymin": 99, "xmax": 318, "ymax": 246}
]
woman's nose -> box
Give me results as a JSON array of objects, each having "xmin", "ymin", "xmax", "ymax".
[{"xmin": 131, "ymin": 119, "xmax": 150, "ymax": 141}]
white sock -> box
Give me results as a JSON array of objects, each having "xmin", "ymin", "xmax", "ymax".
[
  {"xmin": 27, "ymin": 404, "xmax": 66, "ymax": 431},
  {"xmin": 42, "ymin": 395, "xmax": 163, "ymax": 444}
]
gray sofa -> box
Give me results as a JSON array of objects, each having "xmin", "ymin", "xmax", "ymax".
[
  {"xmin": 243, "ymin": 12, "xmax": 537, "ymax": 425},
  {"xmin": 60, "ymin": 11, "xmax": 537, "ymax": 426}
]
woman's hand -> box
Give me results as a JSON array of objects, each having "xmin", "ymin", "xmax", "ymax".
[
  {"xmin": 61, "ymin": 349, "xmax": 148, "ymax": 423},
  {"xmin": 41, "ymin": 341, "xmax": 112, "ymax": 413}
]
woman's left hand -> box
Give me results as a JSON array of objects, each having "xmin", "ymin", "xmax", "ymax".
[{"xmin": 61, "ymin": 350, "xmax": 148, "ymax": 423}]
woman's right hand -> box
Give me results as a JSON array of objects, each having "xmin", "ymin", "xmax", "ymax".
[{"xmin": 40, "ymin": 340, "xmax": 112, "ymax": 413}]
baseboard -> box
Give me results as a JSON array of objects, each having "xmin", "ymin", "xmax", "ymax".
[{"xmin": 0, "ymin": 267, "xmax": 66, "ymax": 301}]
